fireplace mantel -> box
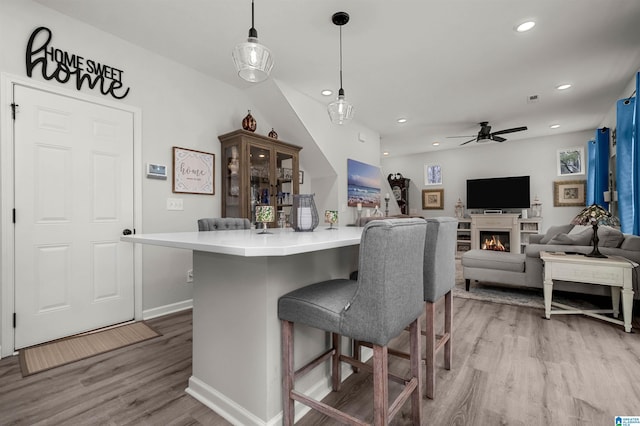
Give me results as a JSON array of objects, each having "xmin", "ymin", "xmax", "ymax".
[{"xmin": 470, "ymin": 214, "xmax": 521, "ymax": 253}]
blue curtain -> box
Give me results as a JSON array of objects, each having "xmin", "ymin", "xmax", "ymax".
[
  {"xmin": 586, "ymin": 128, "xmax": 609, "ymax": 208},
  {"xmin": 616, "ymin": 72, "xmax": 640, "ymax": 235}
]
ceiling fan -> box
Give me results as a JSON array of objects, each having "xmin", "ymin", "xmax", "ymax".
[{"xmin": 450, "ymin": 122, "xmax": 528, "ymax": 146}]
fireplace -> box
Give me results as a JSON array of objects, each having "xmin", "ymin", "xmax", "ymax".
[
  {"xmin": 470, "ymin": 213, "xmax": 521, "ymax": 253},
  {"xmin": 479, "ymin": 231, "xmax": 510, "ymax": 252}
]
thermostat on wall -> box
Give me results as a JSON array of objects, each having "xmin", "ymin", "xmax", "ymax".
[{"xmin": 146, "ymin": 163, "xmax": 167, "ymax": 179}]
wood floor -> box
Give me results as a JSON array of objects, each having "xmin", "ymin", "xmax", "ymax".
[{"xmin": 1, "ymin": 297, "xmax": 639, "ymax": 425}]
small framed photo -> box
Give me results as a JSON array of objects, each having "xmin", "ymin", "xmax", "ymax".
[
  {"xmin": 553, "ymin": 180, "xmax": 586, "ymax": 207},
  {"xmin": 299, "ymin": 170, "xmax": 304, "ymax": 184},
  {"xmin": 422, "ymin": 189, "xmax": 444, "ymax": 210},
  {"xmin": 424, "ymin": 164, "xmax": 442, "ymax": 185},
  {"xmin": 557, "ymin": 147, "xmax": 585, "ymax": 176},
  {"xmin": 173, "ymin": 147, "xmax": 215, "ymax": 195}
]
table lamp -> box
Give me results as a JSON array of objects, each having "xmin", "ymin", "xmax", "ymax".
[
  {"xmin": 255, "ymin": 205, "xmax": 275, "ymax": 234},
  {"xmin": 570, "ymin": 204, "xmax": 619, "ymax": 258},
  {"xmin": 324, "ymin": 210, "xmax": 338, "ymax": 230}
]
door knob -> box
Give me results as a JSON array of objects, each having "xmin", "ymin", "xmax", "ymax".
[{"xmin": 122, "ymin": 229, "xmax": 133, "ymax": 235}]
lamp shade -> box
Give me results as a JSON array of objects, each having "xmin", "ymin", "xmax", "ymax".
[
  {"xmin": 324, "ymin": 210, "xmax": 338, "ymax": 224},
  {"xmin": 232, "ymin": 38, "xmax": 274, "ymax": 83},
  {"xmin": 255, "ymin": 205, "xmax": 275, "ymax": 223},
  {"xmin": 328, "ymin": 93, "xmax": 354, "ymax": 125},
  {"xmin": 570, "ymin": 204, "xmax": 619, "ymax": 226}
]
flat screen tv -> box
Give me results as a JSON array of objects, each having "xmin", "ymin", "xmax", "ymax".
[{"xmin": 466, "ymin": 176, "xmax": 530, "ymax": 210}]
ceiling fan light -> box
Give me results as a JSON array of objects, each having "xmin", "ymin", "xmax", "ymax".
[
  {"xmin": 233, "ymin": 37, "xmax": 274, "ymax": 83},
  {"xmin": 328, "ymin": 93, "xmax": 354, "ymax": 124}
]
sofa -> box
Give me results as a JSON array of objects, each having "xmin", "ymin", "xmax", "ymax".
[{"xmin": 462, "ymin": 224, "xmax": 640, "ymax": 299}]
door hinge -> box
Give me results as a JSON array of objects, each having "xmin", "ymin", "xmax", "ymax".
[
  {"xmin": 133, "ymin": 228, "xmax": 136, "ymax": 234},
  {"xmin": 12, "ymin": 208, "xmax": 16, "ymax": 224},
  {"xmin": 13, "ymin": 313, "xmax": 16, "ymax": 328},
  {"xmin": 11, "ymin": 103, "xmax": 19, "ymax": 120}
]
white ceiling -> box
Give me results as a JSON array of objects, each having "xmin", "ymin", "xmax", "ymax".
[{"xmin": 35, "ymin": 0, "xmax": 640, "ymax": 156}]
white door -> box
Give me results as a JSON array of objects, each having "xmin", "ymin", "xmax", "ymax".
[{"xmin": 13, "ymin": 84, "xmax": 135, "ymax": 349}]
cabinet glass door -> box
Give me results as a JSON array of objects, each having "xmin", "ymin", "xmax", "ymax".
[
  {"xmin": 249, "ymin": 144, "xmax": 271, "ymax": 224},
  {"xmin": 275, "ymin": 150, "xmax": 295, "ymax": 227},
  {"xmin": 223, "ymin": 144, "xmax": 241, "ymax": 218}
]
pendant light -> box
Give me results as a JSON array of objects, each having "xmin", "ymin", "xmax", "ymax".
[
  {"xmin": 327, "ymin": 11, "xmax": 354, "ymax": 124},
  {"xmin": 232, "ymin": 0, "xmax": 274, "ymax": 83}
]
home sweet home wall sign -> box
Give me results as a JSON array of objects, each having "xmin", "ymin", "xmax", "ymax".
[{"xmin": 25, "ymin": 26, "xmax": 130, "ymax": 99}]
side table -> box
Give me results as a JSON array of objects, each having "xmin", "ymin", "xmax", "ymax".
[{"xmin": 540, "ymin": 251, "xmax": 637, "ymax": 333}]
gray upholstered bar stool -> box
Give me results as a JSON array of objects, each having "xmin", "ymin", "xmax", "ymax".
[
  {"xmin": 421, "ymin": 217, "xmax": 458, "ymax": 399},
  {"xmin": 353, "ymin": 216, "xmax": 458, "ymax": 400},
  {"xmin": 278, "ymin": 218, "xmax": 427, "ymax": 425},
  {"xmin": 197, "ymin": 217, "xmax": 250, "ymax": 231}
]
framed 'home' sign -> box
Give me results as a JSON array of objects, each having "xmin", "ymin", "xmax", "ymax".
[{"xmin": 172, "ymin": 147, "xmax": 215, "ymax": 195}]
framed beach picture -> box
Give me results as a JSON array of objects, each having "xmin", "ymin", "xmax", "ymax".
[
  {"xmin": 424, "ymin": 164, "xmax": 442, "ymax": 185},
  {"xmin": 173, "ymin": 147, "xmax": 215, "ymax": 195},
  {"xmin": 347, "ymin": 159, "xmax": 381, "ymax": 207},
  {"xmin": 422, "ymin": 189, "xmax": 444, "ymax": 210},
  {"xmin": 553, "ymin": 180, "xmax": 586, "ymax": 207},
  {"xmin": 557, "ymin": 147, "xmax": 585, "ymax": 176}
]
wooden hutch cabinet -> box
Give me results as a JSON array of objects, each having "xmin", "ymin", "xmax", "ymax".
[{"xmin": 218, "ymin": 129, "xmax": 301, "ymax": 226}]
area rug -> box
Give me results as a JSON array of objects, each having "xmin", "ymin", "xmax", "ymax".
[
  {"xmin": 452, "ymin": 257, "xmax": 608, "ymax": 311},
  {"xmin": 19, "ymin": 321, "xmax": 161, "ymax": 377}
]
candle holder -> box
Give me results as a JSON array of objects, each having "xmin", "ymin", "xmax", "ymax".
[
  {"xmin": 324, "ymin": 210, "xmax": 338, "ymax": 230},
  {"xmin": 291, "ymin": 194, "xmax": 319, "ymax": 232},
  {"xmin": 255, "ymin": 205, "xmax": 275, "ymax": 234}
]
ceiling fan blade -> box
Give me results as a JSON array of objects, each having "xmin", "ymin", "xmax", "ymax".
[
  {"xmin": 491, "ymin": 126, "xmax": 528, "ymax": 136},
  {"xmin": 492, "ymin": 135, "xmax": 506, "ymax": 142},
  {"xmin": 446, "ymin": 135, "xmax": 475, "ymax": 138},
  {"xmin": 460, "ymin": 138, "xmax": 476, "ymax": 146}
]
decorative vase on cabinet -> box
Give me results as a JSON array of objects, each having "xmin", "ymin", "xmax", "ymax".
[{"xmin": 219, "ymin": 129, "xmax": 302, "ymax": 227}]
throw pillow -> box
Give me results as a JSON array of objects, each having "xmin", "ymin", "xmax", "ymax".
[
  {"xmin": 568, "ymin": 225, "xmax": 591, "ymax": 235},
  {"xmin": 621, "ymin": 235, "xmax": 640, "ymax": 251},
  {"xmin": 548, "ymin": 228, "xmax": 593, "ymax": 246},
  {"xmin": 540, "ymin": 224, "xmax": 575, "ymax": 244},
  {"xmin": 596, "ymin": 226, "xmax": 625, "ymax": 248}
]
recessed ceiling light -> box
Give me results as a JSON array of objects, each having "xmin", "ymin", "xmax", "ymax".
[
  {"xmin": 556, "ymin": 84, "xmax": 572, "ymax": 90},
  {"xmin": 516, "ymin": 21, "xmax": 536, "ymax": 32},
  {"xmin": 550, "ymin": 124, "xmax": 560, "ymax": 129},
  {"xmin": 397, "ymin": 118, "xmax": 407, "ymax": 123},
  {"xmin": 382, "ymin": 151, "xmax": 390, "ymax": 156},
  {"xmin": 321, "ymin": 89, "xmax": 333, "ymax": 96},
  {"xmin": 432, "ymin": 142, "xmax": 440, "ymax": 146}
]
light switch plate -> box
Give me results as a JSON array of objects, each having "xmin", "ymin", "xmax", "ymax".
[{"xmin": 167, "ymin": 198, "xmax": 183, "ymax": 211}]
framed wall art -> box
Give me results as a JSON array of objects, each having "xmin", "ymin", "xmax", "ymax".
[
  {"xmin": 347, "ymin": 158, "xmax": 381, "ymax": 207},
  {"xmin": 173, "ymin": 146, "xmax": 215, "ymax": 195},
  {"xmin": 424, "ymin": 164, "xmax": 442, "ymax": 185},
  {"xmin": 422, "ymin": 189, "xmax": 444, "ymax": 210},
  {"xmin": 553, "ymin": 180, "xmax": 586, "ymax": 207},
  {"xmin": 557, "ymin": 147, "xmax": 585, "ymax": 176}
]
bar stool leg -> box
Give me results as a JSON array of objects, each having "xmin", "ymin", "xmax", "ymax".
[
  {"xmin": 332, "ymin": 333, "xmax": 342, "ymax": 391},
  {"xmin": 425, "ymin": 301, "xmax": 436, "ymax": 399},
  {"xmin": 409, "ymin": 318, "xmax": 423, "ymax": 423},
  {"xmin": 281, "ymin": 320, "xmax": 295, "ymax": 426},
  {"xmin": 372, "ymin": 345, "xmax": 389, "ymax": 425},
  {"xmin": 444, "ymin": 291, "xmax": 452, "ymax": 370}
]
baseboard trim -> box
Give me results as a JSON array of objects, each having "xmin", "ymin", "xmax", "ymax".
[
  {"xmin": 142, "ymin": 299, "xmax": 193, "ymax": 320},
  {"xmin": 186, "ymin": 361, "xmax": 360, "ymax": 426}
]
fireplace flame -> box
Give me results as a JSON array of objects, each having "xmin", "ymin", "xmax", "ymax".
[{"xmin": 482, "ymin": 235, "xmax": 506, "ymax": 251}]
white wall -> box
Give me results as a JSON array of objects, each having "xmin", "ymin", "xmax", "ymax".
[
  {"xmin": 382, "ymin": 130, "xmax": 594, "ymax": 232},
  {"xmin": 0, "ymin": 0, "xmax": 382, "ymax": 354}
]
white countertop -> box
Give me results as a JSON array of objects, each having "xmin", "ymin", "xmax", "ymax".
[{"xmin": 121, "ymin": 226, "xmax": 364, "ymax": 257}]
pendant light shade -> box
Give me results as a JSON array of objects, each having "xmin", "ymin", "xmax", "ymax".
[
  {"xmin": 232, "ymin": 0, "xmax": 274, "ymax": 83},
  {"xmin": 327, "ymin": 11, "xmax": 354, "ymax": 124}
]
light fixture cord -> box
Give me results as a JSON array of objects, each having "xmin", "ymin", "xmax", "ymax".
[
  {"xmin": 251, "ymin": 0, "xmax": 255, "ymax": 29},
  {"xmin": 339, "ymin": 25, "xmax": 344, "ymax": 92}
]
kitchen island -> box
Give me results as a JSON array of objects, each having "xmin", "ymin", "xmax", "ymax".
[{"xmin": 122, "ymin": 227, "xmax": 363, "ymax": 425}]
